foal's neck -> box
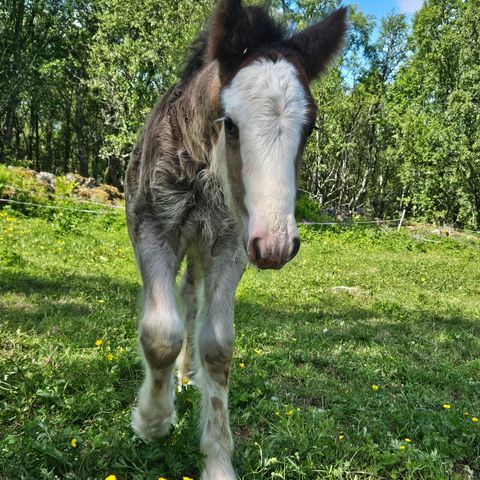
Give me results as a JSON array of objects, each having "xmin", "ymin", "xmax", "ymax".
[{"xmin": 179, "ymin": 61, "xmax": 222, "ymax": 163}]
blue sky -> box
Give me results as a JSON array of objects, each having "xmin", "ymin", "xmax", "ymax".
[{"xmin": 352, "ymin": 0, "xmax": 423, "ymax": 18}]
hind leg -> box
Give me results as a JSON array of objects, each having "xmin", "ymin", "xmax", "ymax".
[
  {"xmin": 176, "ymin": 258, "xmax": 200, "ymax": 388},
  {"xmin": 131, "ymin": 227, "xmax": 184, "ymax": 441}
]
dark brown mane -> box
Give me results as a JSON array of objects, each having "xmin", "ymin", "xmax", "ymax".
[
  {"xmin": 181, "ymin": 5, "xmax": 286, "ymax": 83},
  {"xmin": 181, "ymin": 31, "xmax": 210, "ymax": 83}
]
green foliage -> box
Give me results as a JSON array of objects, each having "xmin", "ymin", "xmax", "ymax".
[
  {"xmin": 0, "ymin": 164, "xmax": 12, "ymax": 189},
  {"xmin": 55, "ymin": 176, "xmax": 78, "ymax": 197},
  {"xmin": 389, "ymin": 0, "xmax": 480, "ymax": 229},
  {"xmin": 0, "ymin": 167, "xmax": 122, "ymax": 232},
  {"xmin": 295, "ymin": 195, "xmax": 328, "ymax": 222},
  {"xmin": 87, "ymin": 0, "xmax": 213, "ymax": 182},
  {"xmin": 0, "ymin": 0, "xmax": 213, "ymax": 182}
]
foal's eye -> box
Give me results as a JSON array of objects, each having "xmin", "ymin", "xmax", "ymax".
[{"xmin": 224, "ymin": 117, "xmax": 238, "ymax": 136}]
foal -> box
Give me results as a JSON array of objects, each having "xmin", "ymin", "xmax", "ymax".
[{"xmin": 125, "ymin": 1, "xmax": 347, "ymax": 478}]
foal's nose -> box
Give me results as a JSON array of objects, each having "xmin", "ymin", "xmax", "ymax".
[{"xmin": 247, "ymin": 235, "xmax": 301, "ymax": 270}]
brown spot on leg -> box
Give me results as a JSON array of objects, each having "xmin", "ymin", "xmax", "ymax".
[
  {"xmin": 140, "ymin": 328, "xmax": 183, "ymax": 370},
  {"xmin": 211, "ymin": 396, "xmax": 223, "ymax": 411},
  {"xmin": 200, "ymin": 323, "xmax": 234, "ymax": 387},
  {"xmin": 204, "ymin": 352, "xmax": 230, "ymax": 387}
]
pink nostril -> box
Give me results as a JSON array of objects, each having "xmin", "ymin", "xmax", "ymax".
[
  {"xmin": 253, "ymin": 237, "xmax": 262, "ymax": 261},
  {"xmin": 248, "ymin": 237, "xmax": 262, "ymax": 261}
]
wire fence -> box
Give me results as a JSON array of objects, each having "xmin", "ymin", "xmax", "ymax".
[
  {"xmin": 0, "ymin": 198, "xmax": 117, "ymax": 215},
  {"xmin": 301, "ymin": 219, "xmax": 401, "ymax": 226},
  {"xmin": 1, "ymin": 184, "xmax": 479, "ymax": 235},
  {"xmin": 0, "ymin": 183, "xmax": 124, "ymax": 215},
  {"xmin": 1, "ymin": 184, "xmax": 124, "ymax": 209}
]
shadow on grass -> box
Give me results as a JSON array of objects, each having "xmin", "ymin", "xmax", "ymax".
[
  {"xmin": 0, "ymin": 270, "xmax": 140, "ymax": 341},
  {"xmin": 235, "ymin": 296, "xmax": 480, "ymax": 346}
]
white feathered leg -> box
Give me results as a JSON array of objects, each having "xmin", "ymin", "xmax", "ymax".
[
  {"xmin": 131, "ymin": 230, "xmax": 184, "ymax": 442},
  {"xmin": 196, "ymin": 248, "xmax": 245, "ymax": 480}
]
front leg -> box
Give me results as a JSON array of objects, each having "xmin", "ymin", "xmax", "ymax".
[
  {"xmin": 196, "ymin": 248, "xmax": 246, "ymax": 480},
  {"xmin": 131, "ymin": 227, "xmax": 184, "ymax": 442}
]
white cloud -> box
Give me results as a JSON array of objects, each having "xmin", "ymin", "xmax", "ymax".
[{"xmin": 397, "ymin": 0, "xmax": 424, "ymax": 13}]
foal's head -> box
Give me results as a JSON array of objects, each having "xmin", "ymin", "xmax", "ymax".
[{"xmin": 207, "ymin": 0, "xmax": 347, "ymax": 269}]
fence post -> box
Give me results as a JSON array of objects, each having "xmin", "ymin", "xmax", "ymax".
[{"xmin": 397, "ymin": 209, "xmax": 406, "ymax": 232}]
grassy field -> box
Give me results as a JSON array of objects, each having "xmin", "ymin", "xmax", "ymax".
[{"xmin": 1, "ymin": 204, "xmax": 479, "ymax": 480}]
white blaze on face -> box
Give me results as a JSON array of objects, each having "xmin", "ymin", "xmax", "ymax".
[{"xmin": 222, "ymin": 58, "xmax": 307, "ymax": 262}]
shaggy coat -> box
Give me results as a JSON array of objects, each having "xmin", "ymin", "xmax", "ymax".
[{"xmin": 125, "ymin": 1, "xmax": 347, "ymax": 478}]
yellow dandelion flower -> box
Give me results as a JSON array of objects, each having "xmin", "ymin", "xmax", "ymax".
[
  {"xmin": 442, "ymin": 404, "xmax": 451, "ymax": 409},
  {"xmin": 183, "ymin": 477, "xmax": 194, "ymax": 480},
  {"xmin": 338, "ymin": 434, "xmax": 345, "ymax": 441},
  {"xmin": 286, "ymin": 410, "xmax": 294, "ymax": 416},
  {"xmin": 399, "ymin": 445, "xmax": 406, "ymax": 451},
  {"xmin": 239, "ymin": 362, "xmax": 245, "ymax": 369},
  {"xmin": 105, "ymin": 475, "xmax": 117, "ymax": 480},
  {"xmin": 182, "ymin": 377, "xmax": 189, "ymax": 385},
  {"xmin": 159, "ymin": 477, "xmax": 167, "ymax": 480},
  {"xmin": 372, "ymin": 384, "xmax": 379, "ymax": 391},
  {"xmin": 472, "ymin": 417, "xmax": 479, "ymax": 423},
  {"xmin": 405, "ymin": 438, "xmax": 412, "ymax": 443},
  {"xmin": 98, "ymin": 299, "xmax": 105, "ymax": 304},
  {"xmin": 107, "ymin": 353, "xmax": 113, "ymax": 361},
  {"xmin": 71, "ymin": 438, "xmax": 77, "ymax": 448},
  {"xmin": 95, "ymin": 339, "xmax": 103, "ymax": 347}
]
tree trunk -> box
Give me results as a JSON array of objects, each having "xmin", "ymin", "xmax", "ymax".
[
  {"xmin": 63, "ymin": 103, "xmax": 72, "ymax": 173},
  {"xmin": 27, "ymin": 101, "xmax": 34, "ymax": 162},
  {"xmin": 75, "ymin": 88, "xmax": 88, "ymax": 176},
  {"xmin": 34, "ymin": 111, "xmax": 40, "ymax": 170},
  {"xmin": 45, "ymin": 120, "xmax": 53, "ymax": 172},
  {"xmin": 2, "ymin": 0, "xmax": 25, "ymax": 163}
]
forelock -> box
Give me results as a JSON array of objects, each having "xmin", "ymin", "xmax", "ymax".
[{"xmin": 221, "ymin": 58, "xmax": 309, "ymax": 133}]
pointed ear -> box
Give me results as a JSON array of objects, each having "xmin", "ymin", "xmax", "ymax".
[
  {"xmin": 206, "ymin": 0, "xmax": 250, "ymax": 75},
  {"xmin": 288, "ymin": 7, "xmax": 348, "ymax": 81}
]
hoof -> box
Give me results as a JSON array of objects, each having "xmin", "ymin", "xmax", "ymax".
[
  {"xmin": 201, "ymin": 459, "xmax": 236, "ymax": 480},
  {"xmin": 131, "ymin": 406, "xmax": 176, "ymax": 442}
]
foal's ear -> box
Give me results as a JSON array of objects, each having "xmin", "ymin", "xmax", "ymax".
[
  {"xmin": 206, "ymin": 0, "xmax": 249, "ymax": 74},
  {"xmin": 288, "ymin": 7, "xmax": 348, "ymax": 81}
]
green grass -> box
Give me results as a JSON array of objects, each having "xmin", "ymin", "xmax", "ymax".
[{"xmin": 1, "ymin": 206, "xmax": 479, "ymax": 480}]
